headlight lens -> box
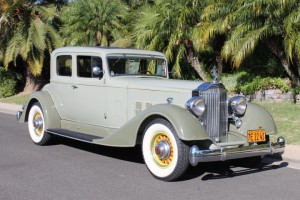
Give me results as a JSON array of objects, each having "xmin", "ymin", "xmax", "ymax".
[
  {"xmin": 186, "ymin": 97, "xmax": 206, "ymax": 117},
  {"xmin": 229, "ymin": 96, "xmax": 247, "ymax": 115}
]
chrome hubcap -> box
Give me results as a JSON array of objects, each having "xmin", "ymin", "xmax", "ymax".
[
  {"xmin": 154, "ymin": 141, "xmax": 171, "ymax": 160},
  {"xmin": 33, "ymin": 118, "xmax": 43, "ymax": 130}
]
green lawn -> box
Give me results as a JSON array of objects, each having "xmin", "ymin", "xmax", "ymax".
[
  {"xmin": 0, "ymin": 94, "xmax": 29, "ymax": 105},
  {"xmin": 253, "ymin": 100, "xmax": 300, "ymax": 145}
]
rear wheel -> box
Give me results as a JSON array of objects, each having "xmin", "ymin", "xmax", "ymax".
[
  {"xmin": 142, "ymin": 118, "xmax": 190, "ymax": 181},
  {"xmin": 28, "ymin": 102, "xmax": 52, "ymax": 145}
]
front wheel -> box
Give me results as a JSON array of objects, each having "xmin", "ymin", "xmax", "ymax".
[
  {"xmin": 142, "ymin": 118, "xmax": 190, "ymax": 181},
  {"xmin": 28, "ymin": 102, "xmax": 52, "ymax": 145}
]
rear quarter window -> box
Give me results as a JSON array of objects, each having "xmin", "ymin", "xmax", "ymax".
[{"xmin": 57, "ymin": 55, "xmax": 72, "ymax": 76}]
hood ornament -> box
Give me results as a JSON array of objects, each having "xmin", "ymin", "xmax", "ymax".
[{"xmin": 212, "ymin": 65, "xmax": 219, "ymax": 84}]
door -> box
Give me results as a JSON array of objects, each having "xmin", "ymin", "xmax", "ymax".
[
  {"xmin": 50, "ymin": 54, "xmax": 76, "ymax": 121},
  {"xmin": 72, "ymin": 55, "xmax": 107, "ymax": 128}
]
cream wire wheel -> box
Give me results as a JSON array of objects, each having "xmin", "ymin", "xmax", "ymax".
[
  {"xmin": 28, "ymin": 102, "xmax": 52, "ymax": 145},
  {"xmin": 151, "ymin": 132, "xmax": 174, "ymax": 167},
  {"xmin": 142, "ymin": 118, "xmax": 190, "ymax": 181}
]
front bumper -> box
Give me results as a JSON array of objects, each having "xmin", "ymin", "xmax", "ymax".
[{"xmin": 189, "ymin": 137, "xmax": 285, "ymax": 166}]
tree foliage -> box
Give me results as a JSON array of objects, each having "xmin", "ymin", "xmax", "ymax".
[
  {"xmin": 60, "ymin": 0, "xmax": 129, "ymax": 46},
  {"xmin": 0, "ymin": 0, "xmax": 61, "ymax": 76},
  {"xmin": 197, "ymin": 0, "xmax": 300, "ymax": 85},
  {"xmin": 122, "ymin": 0, "xmax": 155, "ymax": 9},
  {"xmin": 131, "ymin": 0, "xmax": 208, "ymax": 80}
]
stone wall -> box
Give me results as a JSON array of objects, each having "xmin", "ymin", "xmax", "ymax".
[{"xmin": 245, "ymin": 89, "xmax": 300, "ymax": 103}]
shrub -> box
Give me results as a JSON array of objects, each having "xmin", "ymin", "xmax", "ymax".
[
  {"xmin": 293, "ymin": 86, "xmax": 300, "ymax": 96},
  {"xmin": 221, "ymin": 71, "xmax": 291, "ymax": 95},
  {"xmin": 238, "ymin": 77, "xmax": 290, "ymax": 95},
  {"xmin": 221, "ymin": 71, "xmax": 250, "ymax": 94},
  {"xmin": 0, "ymin": 67, "xmax": 17, "ymax": 98}
]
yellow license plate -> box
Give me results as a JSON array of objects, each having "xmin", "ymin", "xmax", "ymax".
[{"xmin": 247, "ymin": 129, "xmax": 266, "ymax": 143}]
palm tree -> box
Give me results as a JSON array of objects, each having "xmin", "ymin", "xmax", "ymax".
[
  {"xmin": 0, "ymin": 0, "xmax": 61, "ymax": 92},
  {"xmin": 60, "ymin": 0, "xmax": 129, "ymax": 46},
  {"xmin": 131, "ymin": 0, "xmax": 208, "ymax": 81},
  {"xmin": 192, "ymin": 0, "xmax": 234, "ymax": 75},
  {"xmin": 197, "ymin": 0, "xmax": 300, "ymax": 86}
]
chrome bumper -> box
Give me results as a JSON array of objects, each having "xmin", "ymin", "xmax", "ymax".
[
  {"xmin": 189, "ymin": 137, "xmax": 285, "ymax": 166},
  {"xmin": 16, "ymin": 105, "xmax": 25, "ymax": 121}
]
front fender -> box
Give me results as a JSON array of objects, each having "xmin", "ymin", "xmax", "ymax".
[
  {"xmin": 97, "ymin": 104, "xmax": 209, "ymax": 147},
  {"xmin": 19, "ymin": 91, "xmax": 60, "ymax": 130},
  {"xmin": 230, "ymin": 103, "xmax": 277, "ymax": 136}
]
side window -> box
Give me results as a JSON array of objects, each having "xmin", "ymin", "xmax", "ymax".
[
  {"xmin": 77, "ymin": 56, "xmax": 103, "ymax": 78},
  {"xmin": 57, "ymin": 55, "xmax": 72, "ymax": 76}
]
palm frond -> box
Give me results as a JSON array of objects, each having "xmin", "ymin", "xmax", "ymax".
[
  {"xmin": 30, "ymin": 19, "xmax": 46, "ymax": 51},
  {"xmin": 283, "ymin": 6, "xmax": 300, "ymax": 60},
  {"xmin": 4, "ymin": 32, "xmax": 22, "ymax": 68},
  {"xmin": 60, "ymin": 0, "xmax": 129, "ymax": 46},
  {"xmin": 225, "ymin": 25, "xmax": 270, "ymax": 67},
  {"xmin": 27, "ymin": 49, "xmax": 44, "ymax": 76},
  {"xmin": 172, "ymin": 44, "xmax": 185, "ymax": 78}
]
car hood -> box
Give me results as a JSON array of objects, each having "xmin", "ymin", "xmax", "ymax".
[{"xmin": 110, "ymin": 76, "xmax": 202, "ymax": 92}]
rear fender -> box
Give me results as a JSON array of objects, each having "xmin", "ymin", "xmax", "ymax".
[{"xmin": 19, "ymin": 91, "xmax": 60, "ymax": 129}]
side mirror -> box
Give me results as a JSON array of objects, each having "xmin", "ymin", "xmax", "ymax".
[{"xmin": 92, "ymin": 66, "xmax": 102, "ymax": 77}]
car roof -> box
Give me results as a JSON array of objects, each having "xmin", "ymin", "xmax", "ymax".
[{"xmin": 52, "ymin": 46, "xmax": 166, "ymax": 57}]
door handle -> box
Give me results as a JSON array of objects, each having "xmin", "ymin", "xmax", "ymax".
[{"xmin": 71, "ymin": 85, "xmax": 78, "ymax": 89}]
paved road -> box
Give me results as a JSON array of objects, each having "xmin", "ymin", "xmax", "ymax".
[{"xmin": 1, "ymin": 113, "xmax": 300, "ymax": 200}]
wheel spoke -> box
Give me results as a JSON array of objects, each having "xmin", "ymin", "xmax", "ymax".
[
  {"xmin": 142, "ymin": 118, "xmax": 190, "ymax": 181},
  {"xmin": 152, "ymin": 132, "xmax": 174, "ymax": 167}
]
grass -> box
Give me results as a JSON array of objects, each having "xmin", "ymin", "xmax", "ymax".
[
  {"xmin": 253, "ymin": 100, "xmax": 300, "ymax": 145},
  {"xmin": 0, "ymin": 94, "xmax": 29, "ymax": 105},
  {"xmin": 0, "ymin": 93, "xmax": 299, "ymax": 144}
]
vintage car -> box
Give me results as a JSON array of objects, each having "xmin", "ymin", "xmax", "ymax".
[{"xmin": 17, "ymin": 46, "xmax": 285, "ymax": 181}]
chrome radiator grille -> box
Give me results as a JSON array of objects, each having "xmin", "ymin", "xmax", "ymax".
[{"xmin": 198, "ymin": 87, "xmax": 228, "ymax": 141}]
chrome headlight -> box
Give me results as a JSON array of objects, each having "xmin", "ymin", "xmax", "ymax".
[
  {"xmin": 186, "ymin": 97, "xmax": 206, "ymax": 117},
  {"xmin": 229, "ymin": 96, "xmax": 247, "ymax": 115}
]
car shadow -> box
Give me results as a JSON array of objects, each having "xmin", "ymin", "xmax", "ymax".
[
  {"xmin": 51, "ymin": 137, "xmax": 288, "ymax": 181},
  {"xmin": 53, "ymin": 137, "xmax": 144, "ymax": 164},
  {"xmin": 182, "ymin": 155, "xmax": 288, "ymax": 181}
]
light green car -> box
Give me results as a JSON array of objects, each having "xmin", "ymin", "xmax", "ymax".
[{"xmin": 17, "ymin": 47, "xmax": 285, "ymax": 181}]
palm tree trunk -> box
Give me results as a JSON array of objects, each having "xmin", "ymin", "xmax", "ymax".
[
  {"xmin": 216, "ymin": 53, "xmax": 223, "ymax": 76},
  {"xmin": 23, "ymin": 64, "xmax": 40, "ymax": 93},
  {"xmin": 281, "ymin": 59, "xmax": 300, "ymax": 87},
  {"xmin": 267, "ymin": 40, "xmax": 300, "ymax": 86},
  {"xmin": 293, "ymin": 57, "xmax": 300, "ymax": 85},
  {"xmin": 184, "ymin": 42, "xmax": 208, "ymax": 81}
]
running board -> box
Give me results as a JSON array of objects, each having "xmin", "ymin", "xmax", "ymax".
[{"xmin": 47, "ymin": 128, "xmax": 103, "ymax": 143}]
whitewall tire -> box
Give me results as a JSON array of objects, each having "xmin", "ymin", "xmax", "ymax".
[
  {"xmin": 28, "ymin": 102, "xmax": 52, "ymax": 145},
  {"xmin": 142, "ymin": 118, "xmax": 190, "ymax": 181}
]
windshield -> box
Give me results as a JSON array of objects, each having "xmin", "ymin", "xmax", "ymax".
[{"xmin": 107, "ymin": 56, "xmax": 167, "ymax": 77}]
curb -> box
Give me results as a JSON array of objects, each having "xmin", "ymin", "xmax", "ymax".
[
  {"xmin": 0, "ymin": 102, "xmax": 22, "ymax": 116},
  {"xmin": 0, "ymin": 102, "xmax": 299, "ymax": 163},
  {"xmin": 282, "ymin": 145, "xmax": 300, "ymax": 163}
]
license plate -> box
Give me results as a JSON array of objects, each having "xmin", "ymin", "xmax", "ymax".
[{"xmin": 247, "ymin": 129, "xmax": 266, "ymax": 143}]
